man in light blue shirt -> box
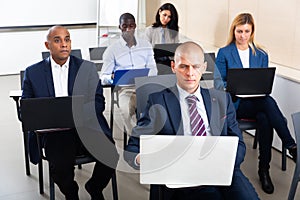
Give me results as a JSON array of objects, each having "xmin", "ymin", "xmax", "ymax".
[
  {"xmin": 100, "ymin": 13, "xmax": 157, "ymax": 84},
  {"xmin": 100, "ymin": 12, "xmax": 157, "ymax": 136}
]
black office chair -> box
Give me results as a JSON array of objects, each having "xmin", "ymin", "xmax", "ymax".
[
  {"xmin": 42, "ymin": 49, "xmax": 82, "ymax": 59},
  {"xmin": 89, "ymin": 46, "xmax": 107, "ymax": 60},
  {"xmin": 288, "ymin": 111, "xmax": 300, "ymax": 200},
  {"xmin": 89, "ymin": 47, "xmax": 107, "ymax": 71},
  {"xmin": 237, "ymin": 114, "xmax": 287, "ymax": 171},
  {"xmin": 237, "ymin": 118, "xmax": 259, "ymax": 148},
  {"xmin": 20, "ymin": 96, "xmax": 118, "ymax": 200}
]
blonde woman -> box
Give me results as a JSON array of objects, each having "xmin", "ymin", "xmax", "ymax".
[{"xmin": 214, "ymin": 13, "xmax": 297, "ymax": 194}]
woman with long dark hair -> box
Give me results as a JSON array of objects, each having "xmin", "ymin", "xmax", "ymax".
[{"xmin": 145, "ymin": 3, "xmax": 179, "ymax": 46}]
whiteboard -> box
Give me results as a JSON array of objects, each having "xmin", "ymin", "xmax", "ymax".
[
  {"xmin": 98, "ymin": 0, "xmax": 138, "ymax": 26},
  {"xmin": 0, "ymin": 0, "xmax": 97, "ymax": 27}
]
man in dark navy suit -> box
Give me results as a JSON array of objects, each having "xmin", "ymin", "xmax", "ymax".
[
  {"xmin": 125, "ymin": 42, "xmax": 259, "ymax": 200},
  {"xmin": 22, "ymin": 25, "xmax": 117, "ymax": 200}
]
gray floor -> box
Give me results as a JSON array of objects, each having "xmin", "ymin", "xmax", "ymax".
[{"xmin": 1, "ymin": 74, "xmax": 299, "ymax": 200}]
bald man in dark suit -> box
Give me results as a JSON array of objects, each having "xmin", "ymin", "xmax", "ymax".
[{"xmin": 125, "ymin": 42, "xmax": 259, "ymax": 200}]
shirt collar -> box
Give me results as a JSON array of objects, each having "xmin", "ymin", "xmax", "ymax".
[
  {"xmin": 50, "ymin": 56, "xmax": 70, "ymax": 69},
  {"xmin": 176, "ymin": 84, "xmax": 202, "ymax": 102},
  {"xmin": 120, "ymin": 35, "xmax": 137, "ymax": 48}
]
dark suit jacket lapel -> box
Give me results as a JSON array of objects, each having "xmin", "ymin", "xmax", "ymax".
[
  {"xmin": 163, "ymin": 86, "xmax": 184, "ymax": 135},
  {"xmin": 43, "ymin": 58, "xmax": 55, "ymax": 97},
  {"xmin": 201, "ymin": 88, "xmax": 211, "ymax": 125},
  {"xmin": 201, "ymin": 88, "xmax": 226, "ymax": 136},
  {"xmin": 68, "ymin": 56, "xmax": 77, "ymax": 95}
]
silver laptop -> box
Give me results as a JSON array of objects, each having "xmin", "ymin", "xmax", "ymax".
[{"xmin": 140, "ymin": 135, "xmax": 238, "ymax": 187}]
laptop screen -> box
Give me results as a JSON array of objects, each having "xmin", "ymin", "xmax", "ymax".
[
  {"xmin": 20, "ymin": 95, "xmax": 84, "ymax": 131},
  {"xmin": 140, "ymin": 135, "xmax": 238, "ymax": 186},
  {"xmin": 226, "ymin": 67, "xmax": 276, "ymax": 96},
  {"xmin": 113, "ymin": 68, "xmax": 150, "ymax": 86},
  {"xmin": 153, "ymin": 43, "xmax": 181, "ymax": 59}
]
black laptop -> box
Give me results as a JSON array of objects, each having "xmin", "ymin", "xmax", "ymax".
[
  {"xmin": 20, "ymin": 95, "xmax": 84, "ymax": 131},
  {"xmin": 153, "ymin": 43, "xmax": 181, "ymax": 58},
  {"xmin": 226, "ymin": 67, "xmax": 276, "ymax": 96}
]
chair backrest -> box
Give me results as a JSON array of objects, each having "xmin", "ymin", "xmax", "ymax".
[
  {"xmin": 42, "ymin": 49, "xmax": 82, "ymax": 59},
  {"xmin": 89, "ymin": 47, "xmax": 107, "ymax": 60},
  {"xmin": 89, "ymin": 47, "xmax": 107, "ymax": 71},
  {"xmin": 202, "ymin": 52, "xmax": 215, "ymax": 81},
  {"xmin": 237, "ymin": 119, "xmax": 257, "ymax": 131},
  {"xmin": 155, "ymin": 62, "xmax": 173, "ymax": 75},
  {"xmin": 20, "ymin": 70, "xmax": 25, "ymax": 88},
  {"xmin": 292, "ymin": 112, "xmax": 300, "ymax": 158},
  {"xmin": 135, "ymin": 74, "xmax": 177, "ymax": 119}
]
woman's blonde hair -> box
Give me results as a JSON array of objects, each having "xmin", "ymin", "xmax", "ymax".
[{"xmin": 227, "ymin": 13, "xmax": 266, "ymax": 55}]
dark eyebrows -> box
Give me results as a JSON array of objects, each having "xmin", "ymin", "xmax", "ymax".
[
  {"xmin": 53, "ymin": 36, "xmax": 60, "ymax": 40},
  {"xmin": 179, "ymin": 64, "xmax": 188, "ymax": 67},
  {"xmin": 52, "ymin": 35, "xmax": 70, "ymax": 40}
]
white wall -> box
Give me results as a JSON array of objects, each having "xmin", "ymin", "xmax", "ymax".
[
  {"xmin": 0, "ymin": 27, "xmax": 97, "ymax": 75},
  {"xmin": 163, "ymin": 0, "xmax": 300, "ymax": 72},
  {"xmin": 271, "ymin": 74, "xmax": 300, "ymax": 150},
  {"xmin": 0, "ymin": 0, "xmax": 147, "ymax": 75},
  {"xmin": 98, "ymin": 0, "xmax": 138, "ymax": 26},
  {"xmin": 0, "ymin": 0, "xmax": 97, "ymax": 27}
]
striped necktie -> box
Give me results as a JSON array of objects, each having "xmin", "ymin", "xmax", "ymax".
[{"xmin": 186, "ymin": 95, "xmax": 207, "ymax": 136}]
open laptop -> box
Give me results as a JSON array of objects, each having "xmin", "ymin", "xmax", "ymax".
[
  {"xmin": 20, "ymin": 95, "xmax": 84, "ymax": 131},
  {"xmin": 226, "ymin": 67, "xmax": 276, "ymax": 97},
  {"xmin": 113, "ymin": 68, "xmax": 150, "ymax": 86},
  {"xmin": 153, "ymin": 43, "xmax": 181, "ymax": 58},
  {"xmin": 140, "ymin": 135, "xmax": 238, "ymax": 187}
]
